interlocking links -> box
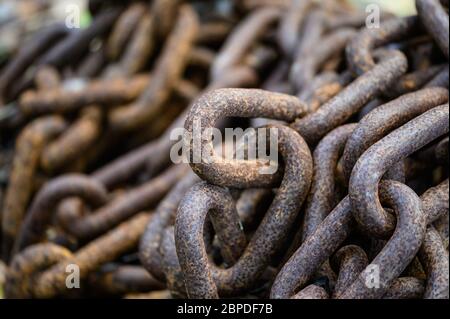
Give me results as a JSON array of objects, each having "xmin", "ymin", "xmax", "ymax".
[
  {"xmin": 185, "ymin": 89, "xmax": 309, "ymax": 188},
  {"xmin": 176, "ymin": 125, "xmax": 312, "ymax": 297}
]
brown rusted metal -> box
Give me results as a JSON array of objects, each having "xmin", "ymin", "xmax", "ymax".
[
  {"xmin": 271, "ymin": 180, "xmax": 427, "ymax": 299},
  {"xmin": 92, "ymin": 67, "xmax": 258, "ymax": 188},
  {"xmin": 338, "ymin": 182, "xmax": 426, "ymax": 298},
  {"xmin": 19, "ymin": 75, "xmax": 150, "ymax": 116},
  {"xmin": 331, "ymin": 245, "xmax": 368, "ymax": 298},
  {"xmin": 277, "ymin": 0, "xmax": 312, "ymax": 57},
  {"xmin": 291, "ymin": 49, "xmax": 408, "ymax": 145},
  {"xmin": 106, "ymin": 2, "xmax": 148, "ymax": 61},
  {"xmin": 117, "ymin": 10, "xmax": 154, "ymax": 75},
  {"xmin": 346, "ymin": 16, "xmax": 419, "ymax": 76},
  {"xmin": 349, "ymin": 104, "xmax": 449, "ymax": 238},
  {"xmin": 88, "ymin": 264, "xmax": 165, "ymax": 295},
  {"xmin": 41, "ymin": 107, "xmax": 102, "ymax": 173},
  {"xmin": 302, "ymin": 124, "xmax": 356, "ymax": 242},
  {"xmin": 211, "ymin": 7, "xmax": 281, "ymax": 81},
  {"xmin": 0, "ymin": 24, "xmax": 68, "ymax": 103},
  {"xmin": 290, "ymin": 28, "xmax": 356, "ymax": 90},
  {"xmin": 6, "ymin": 213, "xmax": 150, "ymax": 298},
  {"xmin": 139, "ymin": 171, "xmax": 199, "ymax": 281},
  {"xmin": 1, "ymin": 0, "xmax": 448, "ymax": 301},
  {"xmin": 185, "ymin": 89, "xmax": 309, "ymax": 188},
  {"xmin": 340, "ymin": 88, "xmax": 449, "ymax": 185},
  {"xmin": 176, "ymin": 125, "xmax": 312, "ymax": 297},
  {"xmin": 60, "ymin": 165, "xmax": 188, "ymax": 240},
  {"xmin": 14, "ymin": 174, "xmax": 108, "ymax": 252},
  {"xmin": 418, "ymin": 226, "xmax": 449, "ymax": 299}
]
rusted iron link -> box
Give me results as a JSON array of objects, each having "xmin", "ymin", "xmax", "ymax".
[
  {"xmin": 76, "ymin": 47, "xmax": 108, "ymax": 79},
  {"xmin": 418, "ymin": 226, "xmax": 449, "ymax": 299},
  {"xmin": 425, "ymin": 65, "xmax": 449, "ymax": 88},
  {"xmin": 383, "ymin": 277, "xmax": 425, "ymax": 299},
  {"xmin": 277, "ymin": 0, "xmax": 312, "ymax": 57},
  {"xmin": 185, "ymin": 88, "xmax": 309, "ymax": 188},
  {"xmin": 1, "ymin": 0, "xmax": 449, "ymax": 300},
  {"xmin": 9, "ymin": 7, "xmax": 122, "ymax": 100},
  {"xmin": 297, "ymin": 71, "xmax": 339, "ymax": 101},
  {"xmin": 92, "ymin": 67, "xmax": 258, "ymax": 189},
  {"xmin": 290, "ymin": 28, "xmax": 356, "ymax": 91},
  {"xmin": 13, "ymin": 174, "xmax": 108, "ymax": 253},
  {"xmin": 176, "ymin": 124, "xmax": 312, "ymax": 297},
  {"xmin": 160, "ymin": 226, "xmax": 189, "ymax": 298},
  {"xmin": 331, "ymin": 245, "xmax": 368, "ymax": 298},
  {"xmin": 34, "ymin": 67, "xmax": 61, "ymax": 91},
  {"xmin": 238, "ymin": 0, "xmax": 290, "ymax": 11},
  {"xmin": 302, "ymin": 124, "xmax": 356, "ymax": 243},
  {"xmin": 289, "ymin": 9, "xmax": 325, "ymax": 91},
  {"xmin": 109, "ymin": 5, "xmax": 199, "ymax": 132},
  {"xmin": 1, "ymin": 116, "xmax": 66, "ymax": 262},
  {"xmin": 36, "ymin": 8, "xmax": 121, "ymax": 69},
  {"xmin": 236, "ymin": 188, "xmax": 273, "ymax": 229},
  {"xmin": 293, "ymin": 284, "xmax": 329, "ymax": 299},
  {"xmin": 56, "ymin": 165, "xmax": 187, "ymax": 241},
  {"xmin": 0, "ymin": 23, "xmax": 69, "ymax": 103},
  {"xmin": 338, "ymin": 183, "xmax": 426, "ymax": 299},
  {"xmin": 349, "ymin": 104, "xmax": 449, "ymax": 238},
  {"xmin": 139, "ymin": 171, "xmax": 199, "ymax": 281},
  {"xmin": 113, "ymin": 0, "xmax": 182, "ymax": 76},
  {"xmin": 113, "ymin": 9, "xmax": 154, "ymax": 75},
  {"xmin": 270, "ymin": 195, "xmax": 354, "ymax": 299},
  {"xmin": 211, "ymin": 7, "xmax": 281, "ymax": 81},
  {"xmin": 290, "ymin": 49, "xmax": 407, "ymax": 145},
  {"xmin": 271, "ymin": 180, "xmax": 426, "ymax": 299},
  {"xmin": 298, "ymin": 71, "xmax": 353, "ymax": 113},
  {"xmin": 19, "ymin": 75, "xmax": 149, "ymax": 117},
  {"xmin": 346, "ymin": 16, "xmax": 419, "ymax": 76},
  {"xmin": 88, "ymin": 264, "xmax": 165, "ymax": 296},
  {"xmin": 340, "ymin": 88, "xmax": 449, "ymax": 185},
  {"xmin": 17, "ymin": 74, "xmax": 198, "ymax": 118},
  {"xmin": 5, "ymin": 243, "xmax": 73, "ymax": 298},
  {"xmin": 40, "ymin": 107, "xmax": 102, "ymax": 173},
  {"xmin": 435, "ymin": 137, "xmax": 449, "ymax": 164},
  {"xmin": 106, "ymin": 2, "xmax": 148, "ymax": 61},
  {"xmin": 434, "ymin": 214, "xmax": 449, "ymax": 250},
  {"xmin": 195, "ymin": 21, "xmax": 233, "ymax": 45},
  {"xmin": 5, "ymin": 213, "xmax": 150, "ymax": 298},
  {"xmin": 416, "ymin": 0, "xmax": 449, "ymax": 58},
  {"xmin": 152, "ymin": 0, "xmax": 181, "ymax": 39},
  {"xmin": 387, "ymin": 65, "xmax": 446, "ymax": 98},
  {"xmin": 271, "ymin": 177, "xmax": 448, "ymax": 299}
]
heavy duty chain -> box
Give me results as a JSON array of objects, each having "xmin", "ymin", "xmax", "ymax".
[{"xmin": 0, "ymin": 0, "xmax": 448, "ymax": 299}]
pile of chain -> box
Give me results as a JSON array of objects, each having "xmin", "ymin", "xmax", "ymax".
[{"xmin": 0, "ymin": 0, "xmax": 448, "ymax": 299}]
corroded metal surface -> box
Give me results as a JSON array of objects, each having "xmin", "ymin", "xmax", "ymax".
[{"xmin": 0, "ymin": 0, "xmax": 448, "ymax": 300}]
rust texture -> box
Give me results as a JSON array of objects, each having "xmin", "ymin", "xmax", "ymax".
[
  {"xmin": 1, "ymin": 0, "xmax": 448, "ymax": 300},
  {"xmin": 416, "ymin": 0, "xmax": 449, "ymax": 58},
  {"xmin": 176, "ymin": 125, "xmax": 312, "ymax": 297},
  {"xmin": 349, "ymin": 105, "xmax": 449, "ymax": 238},
  {"xmin": 109, "ymin": 5, "xmax": 199, "ymax": 131},
  {"xmin": 291, "ymin": 49, "xmax": 408, "ymax": 145},
  {"xmin": 185, "ymin": 88, "xmax": 309, "ymax": 188}
]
